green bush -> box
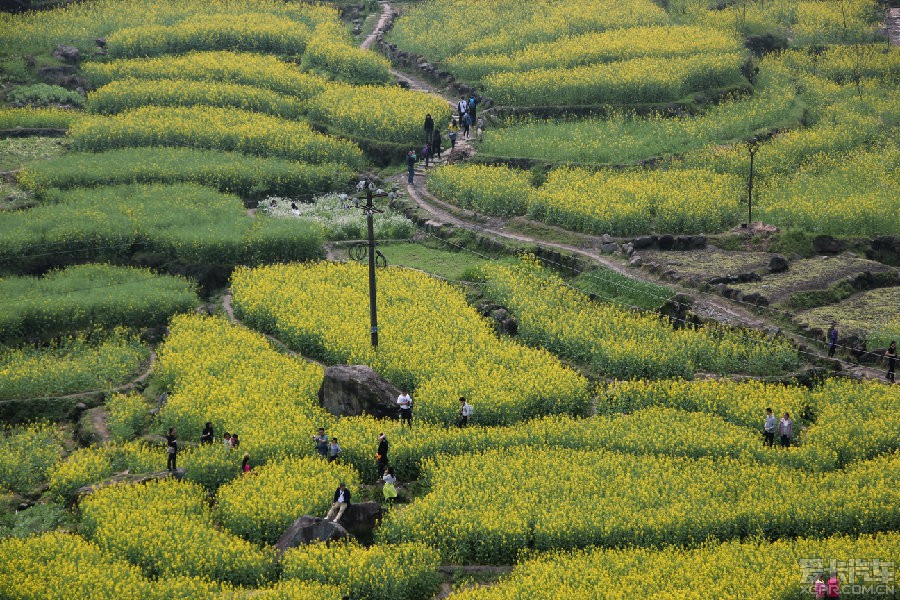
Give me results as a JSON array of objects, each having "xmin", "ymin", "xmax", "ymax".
[{"xmin": 7, "ymin": 84, "xmax": 83, "ymax": 108}]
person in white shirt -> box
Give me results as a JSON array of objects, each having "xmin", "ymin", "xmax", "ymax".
[
  {"xmin": 326, "ymin": 482, "xmax": 351, "ymax": 523},
  {"xmin": 397, "ymin": 390, "xmax": 413, "ymax": 428},
  {"xmin": 382, "ymin": 467, "xmax": 398, "ymax": 505},
  {"xmin": 458, "ymin": 397, "xmax": 473, "ymax": 427},
  {"xmin": 778, "ymin": 412, "xmax": 793, "ymax": 448},
  {"xmin": 763, "ymin": 407, "xmax": 777, "ymax": 447}
]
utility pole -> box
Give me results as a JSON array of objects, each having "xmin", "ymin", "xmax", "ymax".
[
  {"xmin": 351, "ymin": 179, "xmax": 386, "ymax": 349},
  {"xmin": 745, "ymin": 137, "xmax": 760, "ymax": 228}
]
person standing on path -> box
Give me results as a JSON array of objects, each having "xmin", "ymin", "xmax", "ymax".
[
  {"xmin": 325, "ymin": 482, "xmax": 351, "ymax": 524},
  {"xmin": 406, "ymin": 149, "xmax": 417, "ymax": 185},
  {"xmin": 448, "ymin": 119, "xmax": 459, "ymax": 149},
  {"xmin": 431, "ymin": 128, "xmax": 443, "ymax": 160},
  {"xmin": 376, "ymin": 432, "xmax": 389, "ymax": 475},
  {"xmin": 885, "ymin": 340, "xmax": 896, "ymax": 383},
  {"xmin": 462, "ymin": 112, "xmax": 472, "ymax": 140},
  {"xmin": 763, "ymin": 407, "xmax": 777, "ymax": 447},
  {"xmin": 166, "ymin": 427, "xmax": 178, "ymax": 472},
  {"xmin": 423, "ymin": 113, "xmax": 434, "ymax": 144},
  {"xmin": 422, "ymin": 142, "xmax": 431, "ymax": 168},
  {"xmin": 457, "ymin": 97, "xmax": 468, "ymax": 121},
  {"xmin": 382, "ymin": 467, "xmax": 398, "ymax": 505},
  {"xmin": 313, "ymin": 427, "xmax": 329, "ymax": 458},
  {"xmin": 458, "ymin": 397, "xmax": 473, "ymax": 427},
  {"xmin": 397, "ymin": 390, "xmax": 413, "ymax": 428},
  {"xmin": 778, "ymin": 412, "xmax": 793, "ymax": 447},
  {"xmin": 827, "ymin": 323, "xmax": 838, "ymax": 358},
  {"xmin": 467, "ymin": 94, "xmax": 477, "ymax": 124}
]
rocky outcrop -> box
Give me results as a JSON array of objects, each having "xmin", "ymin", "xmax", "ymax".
[
  {"xmin": 71, "ymin": 469, "xmax": 184, "ymax": 506},
  {"xmin": 318, "ymin": 365, "xmax": 401, "ymax": 419},
  {"xmin": 275, "ymin": 516, "xmax": 350, "ymax": 554}
]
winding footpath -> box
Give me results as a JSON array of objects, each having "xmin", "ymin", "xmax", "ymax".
[{"xmin": 354, "ymin": 3, "xmax": 887, "ymax": 380}]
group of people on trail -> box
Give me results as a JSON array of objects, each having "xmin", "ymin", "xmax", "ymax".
[
  {"xmin": 391, "ymin": 391, "xmax": 474, "ymax": 429},
  {"xmin": 763, "ymin": 408, "xmax": 793, "ymax": 448},
  {"xmin": 164, "ymin": 424, "xmax": 249, "ymax": 475},
  {"xmin": 827, "ymin": 322, "xmax": 897, "ymax": 384},
  {"xmin": 407, "ymin": 94, "xmax": 480, "ymax": 186}
]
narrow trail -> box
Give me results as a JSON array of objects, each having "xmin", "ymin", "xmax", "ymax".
[
  {"xmin": 886, "ymin": 8, "xmax": 900, "ymax": 46},
  {"xmin": 222, "ymin": 291, "xmax": 326, "ymax": 368},
  {"xmin": 9, "ymin": 351, "xmax": 157, "ymax": 404},
  {"xmin": 361, "ymin": 2, "xmax": 887, "ymax": 382}
]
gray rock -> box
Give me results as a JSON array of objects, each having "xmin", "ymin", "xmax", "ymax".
[
  {"xmin": 629, "ymin": 256, "xmax": 643, "ymax": 267},
  {"xmin": 72, "ymin": 469, "xmax": 185, "ymax": 506},
  {"xmin": 53, "ymin": 45, "xmax": 80, "ymax": 63},
  {"xmin": 275, "ymin": 516, "xmax": 350, "ymax": 554},
  {"xmin": 657, "ymin": 235, "xmax": 675, "ymax": 250},
  {"xmin": 600, "ymin": 234, "xmax": 615, "ymax": 244},
  {"xmin": 691, "ymin": 235, "xmax": 707, "ymax": 248},
  {"xmin": 600, "ymin": 242, "xmax": 618, "ymax": 254},
  {"xmin": 318, "ymin": 365, "xmax": 401, "ymax": 420},
  {"xmin": 812, "ymin": 235, "xmax": 846, "ymax": 254},
  {"xmin": 768, "ymin": 254, "xmax": 789, "ymax": 273},
  {"xmin": 632, "ymin": 236, "xmax": 654, "ymax": 249},
  {"xmin": 622, "ymin": 242, "xmax": 634, "ymax": 257},
  {"xmin": 339, "ymin": 501, "xmax": 384, "ymax": 536}
]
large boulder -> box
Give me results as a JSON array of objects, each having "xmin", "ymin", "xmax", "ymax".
[
  {"xmin": 769, "ymin": 254, "xmax": 789, "ymax": 273},
  {"xmin": 318, "ymin": 365, "xmax": 401, "ymax": 419},
  {"xmin": 53, "ymin": 45, "xmax": 80, "ymax": 63},
  {"xmin": 813, "ymin": 235, "xmax": 846, "ymax": 254},
  {"xmin": 275, "ymin": 516, "xmax": 350, "ymax": 554},
  {"xmin": 339, "ymin": 501, "xmax": 384, "ymax": 536}
]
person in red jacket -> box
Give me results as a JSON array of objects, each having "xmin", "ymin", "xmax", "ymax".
[{"xmin": 826, "ymin": 572, "xmax": 840, "ymax": 598}]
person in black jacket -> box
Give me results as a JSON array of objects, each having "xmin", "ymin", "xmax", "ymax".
[
  {"xmin": 200, "ymin": 422, "xmax": 214, "ymax": 445},
  {"xmin": 325, "ymin": 482, "xmax": 351, "ymax": 523},
  {"xmin": 423, "ymin": 113, "xmax": 434, "ymax": 144},
  {"xmin": 165, "ymin": 427, "xmax": 177, "ymax": 472},
  {"xmin": 376, "ymin": 432, "xmax": 389, "ymax": 475}
]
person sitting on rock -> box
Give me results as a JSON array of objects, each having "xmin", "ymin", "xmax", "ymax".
[{"xmin": 325, "ymin": 482, "xmax": 351, "ymax": 524}]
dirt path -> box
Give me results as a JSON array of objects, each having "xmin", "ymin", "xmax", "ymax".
[
  {"xmin": 361, "ymin": 1, "xmax": 393, "ymax": 51},
  {"xmin": 14, "ymin": 351, "xmax": 157, "ymax": 404},
  {"xmin": 222, "ymin": 291, "xmax": 326, "ymax": 368},
  {"xmin": 886, "ymin": 8, "xmax": 900, "ymax": 46}
]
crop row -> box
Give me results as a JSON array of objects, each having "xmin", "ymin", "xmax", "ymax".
[
  {"xmin": 379, "ymin": 447, "xmax": 900, "ymax": 563},
  {"xmin": 231, "ymin": 262, "xmax": 591, "ymax": 426},
  {"xmin": 481, "ymin": 258, "xmax": 799, "ymax": 377},
  {"xmin": 0, "ymin": 332, "xmax": 147, "ymax": 401},
  {"xmin": 428, "ymin": 162, "xmax": 744, "ymax": 235},
  {"xmin": 483, "ymin": 52, "xmax": 746, "ymax": 107},
  {"xmin": 0, "ymin": 0, "xmax": 338, "ymax": 56},
  {"xmin": 69, "ymin": 105, "xmax": 364, "ymax": 168},
  {"xmin": 0, "ymin": 183, "xmax": 325, "ymax": 274},
  {"xmin": 0, "ymin": 264, "xmax": 197, "ymax": 343},
  {"xmin": 18, "ymin": 147, "xmax": 351, "ymax": 202},
  {"xmin": 448, "ymin": 532, "xmax": 900, "ymax": 599},
  {"xmin": 386, "ymin": 0, "xmax": 669, "ymax": 62},
  {"xmin": 446, "ymin": 25, "xmax": 743, "ymax": 82}
]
